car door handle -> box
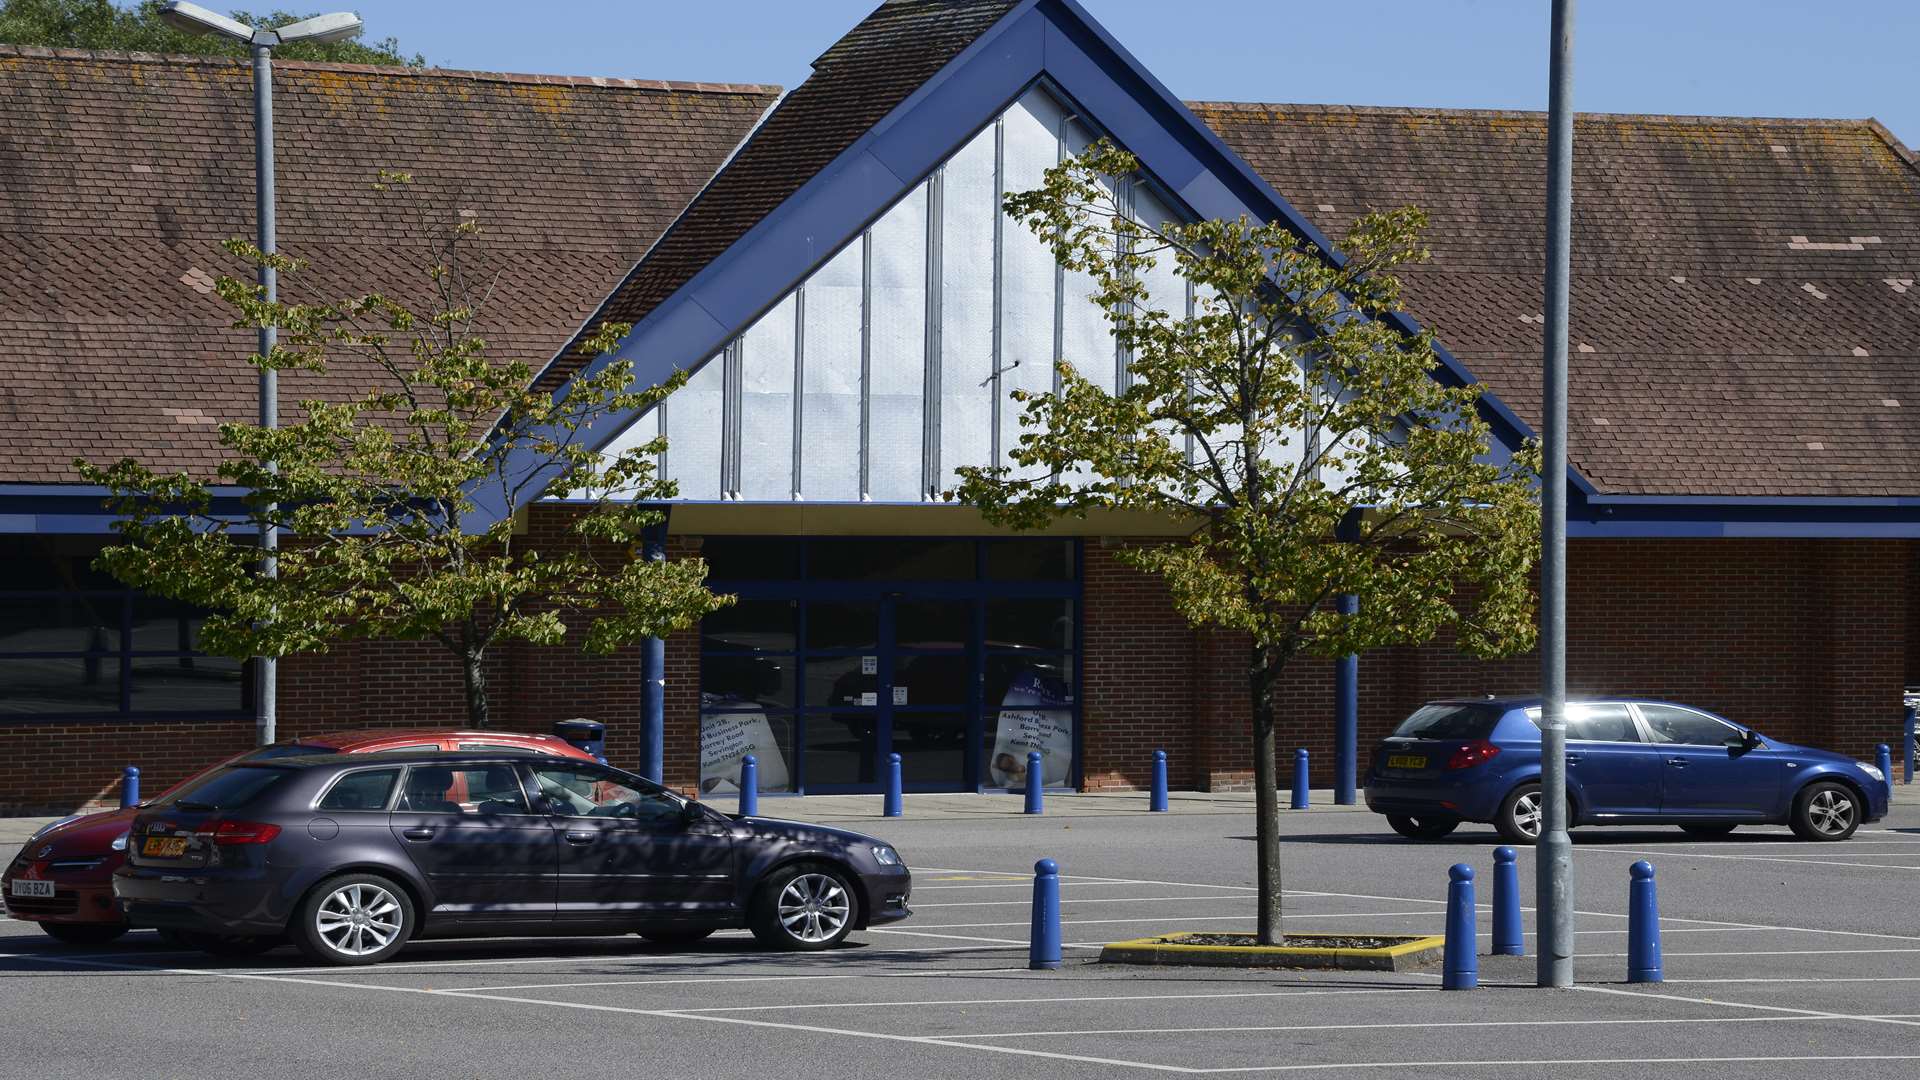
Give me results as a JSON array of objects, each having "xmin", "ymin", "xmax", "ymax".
[
  {"xmin": 1565, "ymin": 753, "xmax": 1584, "ymax": 764},
  {"xmin": 1667, "ymin": 758, "xmax": 1688, "ymax": 767},
  {"xmin": 401, "ymin": 827, "xmax": 435, "ymax": 840},
  {"xmin": 564, "ymin": 831, "xmax": 597, "ymax": 845}
]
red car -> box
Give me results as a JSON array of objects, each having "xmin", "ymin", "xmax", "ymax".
[{"xmin": 3, "ymin": 729, "xmax": 597, "ymax": 945}]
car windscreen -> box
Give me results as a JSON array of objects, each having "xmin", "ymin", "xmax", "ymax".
[
  {"xmin": 1390, "ymin": 703, "xmax": 1504, "ymax": 740},
  {"xmin": 149, "ymin": 765, "xmax": 290, "ymax": 810}
]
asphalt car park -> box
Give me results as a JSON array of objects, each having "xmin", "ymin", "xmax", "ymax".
[{"xmin": 4, "ymin": 792, "xmax": 1918, "ymax": 1079}]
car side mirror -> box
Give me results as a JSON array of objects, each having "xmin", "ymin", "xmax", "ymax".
[
  {"xmin": 1743, "ymin": 728, "xmax": 1763, "ymax": 750},
  {"xmin": 679, "ymin": 800, "xmax": 703, "ymax": 827}
]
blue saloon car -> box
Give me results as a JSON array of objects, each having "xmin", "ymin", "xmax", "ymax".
[{"xmin": 1364, "ymin": 698, "xmax": 1890, "ymax": 843}]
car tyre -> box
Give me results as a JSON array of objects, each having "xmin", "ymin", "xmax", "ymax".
[
  {"xmin": 1789, "ymin": 781, "xmax": 1861, "ymax": 842},
  {"xmin": 1679, "ymin": 823, "xmax": 1737, "ymax": 838},
  {"xmin": 38, "ymin": 921, "xmax": 129, "ymax": 946},
  {"xmin": 637, "ymin": 927, "xmax": 717, "ymax": 946},
  {"xmin": 292, "ymin": 873, "xmax": 415, "ymax": 966},
  {"xmin": 1494, "ymin": 783, "xmax": 1546, "ymax": 845},
  {"xmin": 1386, "ymin": 814, "xmax": 1460, "ymax": 840},
  {"xmin": 748, "ymin": 862, "xmax": 859, "ymax": 951}
]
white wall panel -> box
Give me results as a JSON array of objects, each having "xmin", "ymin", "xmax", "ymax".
[
  {"xmin": 665, "ymin": 354, "xmax": 724, "ymax": 501},
  {"xmin": 868, "ymin": 184, "xmax": 928, "ymax": 501},
  {"xmin": 998, "ymin": 87, "xmax": 1064, "ymax": 470},
  {"xmin": 939, "ymin": 121, "xmax": 998, "ymax": 489},
  {"xmin": 739, "ymin": 292, "xmax": 797, "ymax": 501},
  {"xmin": 801, "ymin": 239, "xmax": 865, "ymax": 501}
]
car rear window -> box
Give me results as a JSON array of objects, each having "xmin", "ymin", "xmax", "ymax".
[
  {"xmin": 152, "ymin": 765, "xmax": 289, "ymax": 810},
  {"xmin": 1391, "ymin": 703, "xmax": 1504, "ymax": 740}
]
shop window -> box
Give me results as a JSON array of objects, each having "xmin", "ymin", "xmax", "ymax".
[
  {"xmin": 985, "ymin": 540, "xmax": 1075, "ymax": 581},
  {"xmin": 987, "ymin": 598, "xmax": 1075, "ymax": 651},
  {"xmin": 808, "ymin": 539, "xmax": 972, "ymax": 581}
]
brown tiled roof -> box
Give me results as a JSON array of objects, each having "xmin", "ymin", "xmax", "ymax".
[
  {"xmin": 536, "ymin": 0, "xmax": 1022, "ymax": 390},
  {"xmin": 1194, "ymin": 103, "xmax": 1920, "ymax": 497},
  {"xmin": 0, "ymin": 45, "xmax": 778, "ymax": 482}
]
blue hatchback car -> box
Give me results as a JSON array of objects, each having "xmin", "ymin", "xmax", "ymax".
[{"xmin": 1364, "ymin": 697, "xmax": 1890, "ymax": 843}]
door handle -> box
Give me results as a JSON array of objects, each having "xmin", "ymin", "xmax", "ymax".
[
  {"xmin": 401, "ymin": 827, "xmax": 435, "ymax": 840},
  {"xmin": 1565, "ymin": 753, "xmax": 1584, "ymax": 764},
  {"xmin": 1667, "ymin": 758, "xmax": 1688, "ymax": 767},
  {"xmin": 564, "ymin": 831, "xmax": 597, "ymax": 845}
]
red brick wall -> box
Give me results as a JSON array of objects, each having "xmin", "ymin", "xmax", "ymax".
[{"xmin": 3, "ymin": 530, "xmax": 1911, "ymax": 812}]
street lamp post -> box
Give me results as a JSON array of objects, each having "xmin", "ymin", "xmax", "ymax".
[{"xmin": 158, "ymin": 3, "xmax": 364, "ymax": 746}]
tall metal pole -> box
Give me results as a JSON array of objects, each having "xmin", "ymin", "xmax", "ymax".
[
  {"xmin": 254, "ymin": 42, "xmax": 279, "ymax": 746},
  {"xmin": 1535, "ymin": 0, "xmax": 1576, "ymax": 988}
]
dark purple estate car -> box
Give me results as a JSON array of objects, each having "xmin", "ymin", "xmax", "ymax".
[{"xmin": 115, "ymin": 749, "xmax": 912, "ymax": 965}]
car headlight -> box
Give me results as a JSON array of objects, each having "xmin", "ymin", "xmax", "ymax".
[
  {"xmin": 26, "ymin": 815, "xmax": 80, "ymax": 844},
  {"xmin": 1859, "ymin": 762, "xmax": 1886, "ymax": 783},
  {"xmin": 871, "ymin": 845, "xmax": 903, "ymax": 867},
  {"xmin": 111, "ymin": 831, "xmax": 129, "ymax": 852}
]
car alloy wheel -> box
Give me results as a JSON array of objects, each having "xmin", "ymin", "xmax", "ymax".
[
  {"xmin": 293, "ymin": 873, "xmax": 414, "ymax": 965},
  {"xmin": 1792, "ymin": 782, "xmax": 1860, "ymax": 842},
  {"xmin": 1496, "ymin": 784, "xmax": 1545, "ymax": 845},
  {"xmin": 750, "ymin": 863, "xmax": 859, "ymax": 951}
]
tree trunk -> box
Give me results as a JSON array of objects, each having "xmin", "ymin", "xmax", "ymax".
[
  {"xmin": 462, "ymin": 650, "xmax": 490, "ymax": 729},
  {"xmin": 1249, "ymin": 646, "xmax": 1283, "ymax": 945}
]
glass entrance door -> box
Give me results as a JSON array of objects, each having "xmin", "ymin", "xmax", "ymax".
[{"xmin": 696, "ymin": 538, "xmax": 1079, "ymax": 796}]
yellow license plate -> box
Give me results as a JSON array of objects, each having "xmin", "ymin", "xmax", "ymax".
[
  {"xmin": 1386, "ymin": 754, "xmax": 1427, "ymax": 769},
  {"xmin": 141, "ymin": 836, "xmax": 188, "ymax": 858}
]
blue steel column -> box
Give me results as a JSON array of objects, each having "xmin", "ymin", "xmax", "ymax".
[
  {"xmin": 638, "ymin": 517, "xmax": 669, "ymax": 783},
  {"xmin": 1536, "ymin": 0, "xmax": 1578, "ymax": 989}
]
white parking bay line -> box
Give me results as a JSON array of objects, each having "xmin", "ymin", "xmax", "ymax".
[
  {"xmin": 1575, "ymin": 983, "xmax": 1920, "ymax": 1029},
  {"xmin": 956, "ymin": 1013, "xmax": 1894, "ymax": 1039},
  {"xmin": 916, "ymin": 894, "xmax": 1257, "ymax": 909},
  {"xmin": 1581, "ymin": 847, "xmax": 1920, "ymax": 872},
  {"xmin": 456, "ymin": 966, "xmax": 1033, "ymax": 993},
  {"xmin": 658, "ymin": 986, "xmax": 1430, "ymax": 1014},
  {"xmin": 1193, "ymin": 1054, "xmax": 1918, "ymax": 1074}
]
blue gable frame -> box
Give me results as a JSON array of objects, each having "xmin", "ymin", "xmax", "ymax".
[{"xmin": 463, "ymin": 0, "xmax": 1920, "ymax": 540}]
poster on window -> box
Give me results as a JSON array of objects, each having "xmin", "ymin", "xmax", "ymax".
[
  {"xmin": 699, "ymin": 695, "xmax": 791, "ymax": 795},
  {"xmin": 987, "ymin": 668, "xmax": 1074, "ymax": 788}
]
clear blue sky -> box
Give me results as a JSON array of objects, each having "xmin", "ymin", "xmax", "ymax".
[{"xmin": 347, "ymin": 1, "xmax": 1919, "ymax": 147}]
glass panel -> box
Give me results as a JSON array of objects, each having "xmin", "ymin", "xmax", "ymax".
[
  {"xmin": 318, "ymin": 769, "xmax": 400, "ymax": 812},
  {"xmin": 893, "ymin": 711, "xmax": 968, "ymax": 788},
  {"xmin": 1000, "ymin": 87, "xmax": 1065, "ymax": 471},
  {"xmin": 128, "ymin": 654, "xmax": 244, "ymax": 713},
  {"xmin": 985, "ymin": 652, "xmax": 1073, "ymax": 710},
  {"xmin": 152, "ymin": 765, "xmax": 286, "ymax": 810},
  {"xmin": 0, "ymin": 536, "xmax": 116, "ymax": 590},
  {"xmin": 985, "ymin": 704, "xmax": 1074, "ymax": 788},
  {"xmin": 699, "ymin": 711, "xmax": 795, "ymax": 795},
  {"xmin": 800, "ymin": 240, "xmax": 865, "ymax": 501},
  {"xmin": 805, "ymin": 602, "xmax": 878, "ymax": 650},
  {"xmin": 664, "ymin": 354, "xmax": 725, "ymax": 501},
  {"xmin": 894, "ymin": 652, "xmax": 971, "ymax": 707},
  {"xmin": 701, "ymin": 597, "xmax": 798, "ymax": 651},
  {"xmin": 987, "ymin": 598, "xmax": 1074, "ymax": 650},
  {"xmin": 130, "ymin": 595, "xmax": 210, "ymax": 653},
  {"xmin": 740, "ymin": 292, "xmax": 798, "ymax": 501},
  {"xmin": 939, "ymin": 120, "xmax": 998, "ymax": 488},
  {"xmin": 1639, "ymin": 704, "xmax": 1737, "ymax": 746},
  {"xmin": 985, "ymin": 541, "xmax": 1074, "ymax": 581},
  {"xmin": 0, "ymin": 657, "xmax": 119, "ymax": 714},
  {"xmin": 1566, "ymin": 703, "xmax": 1640, "ymax": 743},
  {"xmin": 800, "ymin": 710, "xmax": 877, "ymax": 788},
  {"xmin": 700, "ymin": 538, "xmax": 800, "ymax": 581},
  {"xmin": 530, "ymin": 764, "xmax": 687, "ymax": 824},
  {"xmin": 0, "ymin": 596, "xmax": 118, "ymax": 653},
  {"xmin": 868, "ymin": 184, "xmax": 928, "ymax": 502},
  {"xmin": 804, "ymin": 654, "xmax": 877, "ymax": 708},
  {"xmin": 809, "ymin": 539, "xmax": 972, "ymax": 581},
  {"xmin": 895, "ymin": 599, "xmax": 972, "ymax": 647},
  {"xmin": 1393, "ymin": 703, "xmax": 1505, "ymax": 739},
  {"xmin": 700, "ymin": 654, "xmax": 795, "ymax": 711},
  {"xmin": 400, "ymin": 764, "xmax": 529, "ymax": 815}
]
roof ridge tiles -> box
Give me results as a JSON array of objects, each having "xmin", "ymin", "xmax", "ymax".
[
  {"xmin": 1184, "ymin": 98, "xmax": 1880, "ymax": 131},
  {"xmin": 0, "ymin": 42, "xmax": 782, "ymax": 95}
]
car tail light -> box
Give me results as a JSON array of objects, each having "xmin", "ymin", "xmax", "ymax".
[
  {"xmin": 1446, "ymin": 739, "xmax": 1502, "ymax": 770},
  {"xmin": 195, "ymin": 820, "xmax": 283, "ymax": 845}
]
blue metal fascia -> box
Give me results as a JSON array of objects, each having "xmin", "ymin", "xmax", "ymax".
[{"xmin": 464, "ymin": 0, "xmax": 1586, "ymax": 529}]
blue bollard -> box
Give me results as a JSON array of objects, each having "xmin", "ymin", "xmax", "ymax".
[
  {"xmin": 739, "ymin": 755, "xmax": 758, "ymax": 817},
  {"xmin": 1878, "ymin": 744, "xmax": 1894, "ymax": 801},
  {"xmin": 1905, "ymin": 705, "xmax": 1916, "ymax": 785},
  {"xmin": 1291, "ymin": 748, "xmax": 1309, "ymax": 810},
  {"xmin": 1491, "ymin": 846, "xmax": 1523, "ymax": 957},
  {"xmin": 1150, "ymin": 750, "xmax": 1169, "ymax": 813},
  {"xmin": 1024, "ymin": 750, "xmax": 1044, "ymax": 815},
  {"xmin": 1029, "ymin": 857, "xmax": 1062, "ymax": 970},
  {"xmin": 120, "ymin": 765, "xmax": 140, "ymax": 810},
  {"xmin": 883, "ymin": 752, "xmax": 903, "ymax": 817},
  {"xmin": 1628, "ymin": 860, "xmax": 1662, "ymax": 983},
  {"xmin": 1442, "ymin": 863, "xmax": 1478, "ymax": 990}
]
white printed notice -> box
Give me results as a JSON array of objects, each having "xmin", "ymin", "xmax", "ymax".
[
  {"xmin": 987, "ymin": 669, "xmax": 1074, "ymax": 788},
  {"xmin": 699, "ymin": 695, "xmax": 791, "ymax": 795}
]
